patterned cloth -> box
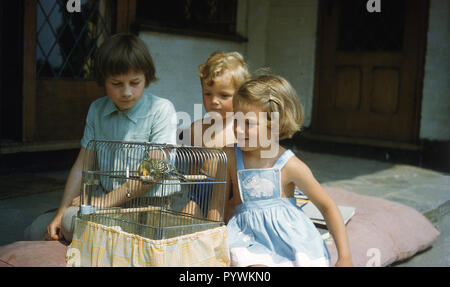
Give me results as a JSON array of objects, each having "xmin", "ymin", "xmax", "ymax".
[
  {"xmin": 66, "ymin": 218, "xmax": 230, "ymax": 267},
  {"xmin": 226, "ymin": 144, "xmax": 330, "ymax": 266}
]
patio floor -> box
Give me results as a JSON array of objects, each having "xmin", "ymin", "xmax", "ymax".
[{"xmin": 0, "ymin": 147, "xmax": 448, "ymax": 266}]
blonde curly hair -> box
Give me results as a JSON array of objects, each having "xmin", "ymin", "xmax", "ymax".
[{"xmin": 199, "ymin": 51, "xmax": 250, "ymax": 88}]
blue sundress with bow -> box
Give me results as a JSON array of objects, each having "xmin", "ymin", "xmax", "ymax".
[{"xmin": 226, "ymin": 144, "xmax": 330, "ymax": 267}]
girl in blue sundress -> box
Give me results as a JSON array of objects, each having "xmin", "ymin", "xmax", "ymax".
[{"xmin": 209, "ymin": 74, "xmax": 353, "ymax": 267}]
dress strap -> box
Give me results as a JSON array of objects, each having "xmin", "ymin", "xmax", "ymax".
[
  {"xmin": 235, "ymin": 144, "xmax": 294, "ymax": 170},
  {"xmin": 272, "ymin": 149, "xmax": 295, "ymax": 170},
  {"xmin": 234, "ymin": 144, "xmax": 245, "ymax": 171}
]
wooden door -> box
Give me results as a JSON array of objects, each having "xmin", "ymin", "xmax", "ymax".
[
  {"xmin": 312, "ymin": 0, "xmax": 428, "ymax": 142},
  {"xmin": 22, "ymin": 0, "xmax": 136, "ymax": 142},
  {"xmin": 0, "ymin": 1, "xmax": 24, "ymax": 142}
]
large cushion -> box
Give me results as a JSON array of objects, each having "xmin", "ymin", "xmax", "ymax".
[
  {"xmin": 0, "ymin": 187, "xmax": 440, "ymax": 267},
  {"xmin": 0, "ymin": 241, "xmax": 67, "ymax": 267},
  {"xmin": 325, "ymin": 187, "xmax": 440, "ymax": 266}
]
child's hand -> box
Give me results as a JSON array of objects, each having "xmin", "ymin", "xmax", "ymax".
[
  {"xmin": 335, "ymin": 257, "xmax": 353, "ymax": 267},
  {"xmin": 45, "ymin": 215, "xmax": 62, "ymax": 241},
  {"xmin": 71, "ymin": 196, "xmax": 81, "ymax": 207}
]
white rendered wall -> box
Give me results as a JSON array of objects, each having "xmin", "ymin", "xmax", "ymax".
[
  {"xmin": 139, "ymin": 31, "xmax": 245, "ymax": 128},
  {"xmin": 245, "ymin": 0, "xmax": 270, "ymax": 72},
  {"xmin": 264, "ymin": 0, "xmax": 318, "ymax": 128},
  {"xmin": 139, "ymin": 0, "xmax": 318, "ymax": 130},
  {"xmin": 419, "ymin": 0, "xmax": 450, "ymax": 140}
]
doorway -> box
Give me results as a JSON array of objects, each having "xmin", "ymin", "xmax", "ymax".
[
  {"xmin": 312, "ymin": 0, "xmax": 428, "ymax": 144},
  {"xmin": 0, "ymin": 1, "xmax": 24, "ymax": 142}
]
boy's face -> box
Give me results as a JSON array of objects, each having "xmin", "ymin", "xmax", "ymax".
[
  {"xmin": 202, "ymin": 73, "xmax": 236, "ymax": 119},
  {"xmin": 105, "ymin": 71, "xmax": 146, "ymax": 111}
]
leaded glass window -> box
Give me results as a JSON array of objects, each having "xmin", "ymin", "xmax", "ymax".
[{"xmin": 36, "ymin": 0, "xmax": 114, "ymax": 79}]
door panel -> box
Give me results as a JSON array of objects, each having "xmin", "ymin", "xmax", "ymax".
[
  {"xmin": 313, "ymin": 0, "xmax": 428, "ymax": 142},
  {"xmin": 335, "ymin": 67, "xmax": 361, "ymax": 111},
  {"xmin": 36, "ymin": 80, "xmax": 105, "ymax": 140},
  {"xmin": 371, "ymin": 68, "xmax": 399, "ymax": 114}
]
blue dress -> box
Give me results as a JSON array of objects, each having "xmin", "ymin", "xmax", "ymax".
[{"xmin": 227, "ymin": 145, "xmax": 330, "ymax": 266}]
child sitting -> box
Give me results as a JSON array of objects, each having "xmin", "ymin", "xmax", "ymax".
[
  {"xmin": 189, "ymin": 51, "xmax": 250, "ymax": 148},
  {"xmin": 182, "ymin": 52, "xmax": 250, "ymax": 217},
  {"xmin": 24, "ymin": 33, "xmax": 177, "ymax": 242},
  {"xmin": 211, "ymin": 74, "xmax": 353, "ymax": 267}
]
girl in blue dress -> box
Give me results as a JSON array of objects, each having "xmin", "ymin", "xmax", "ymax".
[{"xmin": 209, "ymin": 74, "xmax": 353, "ymax": 267}]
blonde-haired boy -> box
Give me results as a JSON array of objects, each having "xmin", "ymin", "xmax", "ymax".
[
  {"xmin": 182, "ymin": 51, "xmax": 250, "ymax": 217},
  {"xmin": 189, "ymin": 51, "xmax": 250, "ymax": 148}
]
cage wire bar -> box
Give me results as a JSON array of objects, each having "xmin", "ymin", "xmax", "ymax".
[{"xmin": 78, "ymin": 140, "xmax": 227, "ymax": 240}]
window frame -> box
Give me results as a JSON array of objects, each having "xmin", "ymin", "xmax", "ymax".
[{"xmin": 133, "ymin": 0, "xmax": 247, "ymax": 43}]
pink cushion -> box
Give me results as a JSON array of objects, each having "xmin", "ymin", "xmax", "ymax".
[
  {"xmin": 0, "ymin": 241, "xmax": 67, "ymax": 267},
  {"xmin": 0, "ymin": 188, "xmax": 440, "ymax": 267},
  {"xmin": 325, "ymin": 187, "xmax": 440, "ymax": 266}
]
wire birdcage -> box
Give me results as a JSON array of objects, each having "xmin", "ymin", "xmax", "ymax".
[{"xmin": 77, "ymin": 140, "xmax": 227, "ymax": 240}]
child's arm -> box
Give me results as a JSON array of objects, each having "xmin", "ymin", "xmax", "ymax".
[
  {"xmin": 286, "ymin": 157, "xmax": 353, "ymax": 267},
  {"xmin": 207, "ymin": 149, "xmax": 232, "ymax": 222},
  {"xmin": 178, "ymin": 123, "xmax": 206, "ymax": 216},
  {"xmin": 71, "ymin": 178, "xmax": 156, "ymax": 208},
  {"xmin": 95, "ymin": 181, "xmax": 151, "ymax": 208},
  {"xmin": 72, "ymin": 150, "xmax": 166, "ymax": 209},
  {"xmin": 47, "ymin": 147, "xmax": 85, "ymax": 240},
  {"xmin": 207, "ymin": 164, "xmax": 231, "ymax": 221}
]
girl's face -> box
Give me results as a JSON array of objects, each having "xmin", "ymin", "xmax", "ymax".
[
  {"xmin": 233, "ymin": 103, "xmax": 271, "ymax": 151},
  {"xmin": 105, "ymin": 71, "xmax": 146, "ymax": 111},
  {"xmin": 202, "ymin": 73, "xmax": 236, "ymax": 119}
]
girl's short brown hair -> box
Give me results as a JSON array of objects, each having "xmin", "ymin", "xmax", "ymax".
[
  {"xmin": 94, "ymin": 33, "xmax": 157, "ymax": 87},
  {"xmin": 233, "ymin": 74, "xmax": 304, "ymax": 140},
  {"xmin": 199, "ymin": 51, "xmax": 250, "ymax": 88}
]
